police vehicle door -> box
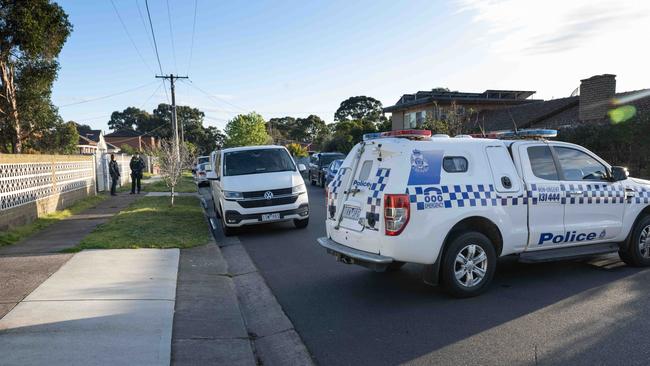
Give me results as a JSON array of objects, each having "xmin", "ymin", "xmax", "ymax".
[
  {"xmin": 518, "ymin": 143, "xmax": 566, "ymax": 249},
  {"xmin": 339, "ymin": 158, "xmax": 378, "ymax": 234},
  {"xmin": 552, "ymin": 145, "xmax": 625, "ymax": 244}
]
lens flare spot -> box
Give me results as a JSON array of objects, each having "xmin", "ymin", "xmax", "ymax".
[{"xmin": 608, "ymin": 105, "xmax": 636, "ymax": 124}]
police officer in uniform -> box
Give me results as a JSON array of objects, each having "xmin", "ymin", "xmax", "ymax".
[
  {"xmin": 109, "ymin": 154, "xmax": 120, "ymax": 196},
  {"xmin": 130, "ymin": 154, "xmax": 145, "ymax": 194}
]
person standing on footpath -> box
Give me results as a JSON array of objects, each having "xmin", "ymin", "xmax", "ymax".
[
  {"xmin": 109, "ymin": 154, "xmax": 120, "ymax": 196},
  {"xmin": 130, "ymin": 154, "xmax": 145, "ymax": 194}
]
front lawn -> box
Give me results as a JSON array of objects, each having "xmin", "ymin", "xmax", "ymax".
[
  {"xmin": 0, "ymin": 194, "xmax": 108, "ymax": 247},
  {"xmin": 145, "ymin": 172, "xmax": 197, "ymax": 193},
  {"xmin": 70, "ymin": 196, "xmax": 210, "ymax": 251}
]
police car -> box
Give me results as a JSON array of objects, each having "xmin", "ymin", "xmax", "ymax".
[{"xmin": 318, "ymin": 129, "xmax": 650, "ymax": 297}]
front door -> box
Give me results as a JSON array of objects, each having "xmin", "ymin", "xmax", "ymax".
[{"xmin": 553, "ymin": 145, "xmax": 625, "ymax": 244}]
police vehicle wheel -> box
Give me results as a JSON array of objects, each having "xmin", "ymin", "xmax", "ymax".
[
  {"xmin": 441, "ymin": 232, "xmax": 496, "ymax": 298},
  {"xmin": 620, "ymin": 215, "xmax": 650, "ymax": 267},
  {"xmin": 294, "ymin": 217, "xmax": 309, "ymax": 229},
  {"xmin": 385, "ymin": 261, "xmax": 405, "ymax": 272}
]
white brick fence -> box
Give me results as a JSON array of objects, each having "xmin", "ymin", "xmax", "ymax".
[{"xmin": 0, "ymin": 153, "xmax": 149, "ymax": 230}]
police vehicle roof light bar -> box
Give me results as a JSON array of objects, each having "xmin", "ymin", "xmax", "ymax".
[
  {"xmin": 470, "ymin": 129, "xmax": 557, "ymax": 139},
  {"xmin": 363, "ymin": 129, "xmax": 432, "ymax": 141}
]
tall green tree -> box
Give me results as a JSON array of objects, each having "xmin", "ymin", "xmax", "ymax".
[
  {"xmin": 224, "ymin": 112, "xmax": 270, "ymax": 148},
  {"xmin": 31, "ymin": 119, "xmax": 79, "ymax": 154},
  {"xmin": 290, "ymin": 115, "xmax": 326, "ymax": 143},
  {"xmin": 334, "ymin": 96, "xmax": 385, "ymax": 122},
  {"xmin": 0, "ymin": 0, "xmax": 72, "ymax": 153},
  {"xmin": 108, "ymin": 107, "xmax": 151, "ymax": 131}
]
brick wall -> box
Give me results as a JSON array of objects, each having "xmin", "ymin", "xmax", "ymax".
[
  {"xmin": 579, "ymin": 74, "xmax": 616, "ymax": 121},
  {"xmin": 0, "ymin": 154, "xmax": 96, "ymax": 230}
]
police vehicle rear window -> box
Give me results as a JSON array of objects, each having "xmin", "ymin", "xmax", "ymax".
[
  {"xmin": 527, "ymin": 146, "xmax": 559, "ymax": 180},
  {"xmin": 224, "ymin": 149, "xmax": 296, "ymax": 176},
  {"xmin": 443, "ymin": 157, "xmax": 468, "ymax": 173}
]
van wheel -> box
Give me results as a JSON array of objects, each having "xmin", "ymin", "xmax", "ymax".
[
  {"xmin": 219, "ymin": 206, "xmax": 236, "ymax": 236},
  {"xmin": 212, "ymin": 199, "xmax": 220, "ymax": 219},
  {"xmin": 619, "ymin": 215, "xmax": 650, "ymax": 267},
  {"xmin": 440, "ymin": 232, "xmax": 496, "ymax": 298},
  {"xmin": 385, "ymin": 261, "xmax": 405, "ymax": 272},
  {"xmin": 294, "ymin": 217, "xmax": 309, "ymax": 229}
]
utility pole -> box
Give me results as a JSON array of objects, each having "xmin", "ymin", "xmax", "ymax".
[{"xmin": 156, "ymin": 74, "xmax": 188, "ymax": 161}]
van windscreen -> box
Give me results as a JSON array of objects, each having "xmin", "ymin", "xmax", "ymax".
[{"xmin": 224, "ymin": 149, "xmax": 296, "ymax": 176}]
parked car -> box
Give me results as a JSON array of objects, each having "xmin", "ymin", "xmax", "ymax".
[
  {"xmin": 324, "ymin": 159, "xmax": 344, "ymax": 188},
  {"xmin": 193, "ymin": 155, "xmax": 210, "ymax": 174},
  {"xmin": 318, "ymin": 128, "xmax": 650, "ymax": 298},
  {"xmin": 194, "ymin": 162, "xmax": 211, "ymax": 187},
  {"xmin": 207, "ymin": 145, "xmax": 309, "ymax": 236},
  {"xmin": 309, "ymin": 152, "xmax": 346, "ymax": 187}
]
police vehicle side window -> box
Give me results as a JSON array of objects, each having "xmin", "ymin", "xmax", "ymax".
[
  {"xmin": 555, "ymin": 147, "xmax": 608, "ymax": 181},
  {"xmin": 527, "ymin": 146, "xmax": 559, "ymax": 180},
  {"xmin": 358, "ymin": 160, "xmax": 373, "ymax": 181},
  {"xmin": 443, "ymin": 156, "xmax": 468, "ymax": 173}
]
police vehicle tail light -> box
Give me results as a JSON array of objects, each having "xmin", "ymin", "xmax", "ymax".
[{"xmin": 384, "ymin": 194, "xmax": 410, "ymax": 236}]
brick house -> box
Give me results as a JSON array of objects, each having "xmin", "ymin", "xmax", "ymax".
[
  {"xmin": 477, "ymin": 74, "xmax": 650, "ymax": 132},
  {"xmin": 384, "ymin": 89, "xmax": 539, "ymax": 130},
  {"xmin": 104, "ymin": 129, "xmax": 159, "ymax": 152}
]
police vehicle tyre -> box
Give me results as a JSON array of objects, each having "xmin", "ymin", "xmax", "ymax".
[
  {"xmin": 294, "ymin": 217, "xmax": 309, "ymax": 229},
  {"xmin": 619, "ymin": 215, "xmax": 650, "ymax": 267},
  {"xmin": 441, "ymin": 232, "xmax": 497, "ymax": 298},
  {"xmin": 385, "ymin": 261, "xmax": 406, "ymax": 272}
]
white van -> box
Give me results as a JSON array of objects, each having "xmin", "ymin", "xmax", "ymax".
[{"xmin": 208, "ymin": 145, "xmax": 309, "ymax": 236}]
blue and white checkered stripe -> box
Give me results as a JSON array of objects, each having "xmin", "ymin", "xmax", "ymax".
[
  {"xmin": 627, "ymin": 186, "xmax": 650, "ymax": 204},
  {"xmin": 560, "ymin": 183, "xmax": 626, "ymax": 204},
  {"xmin": 407, "ymin": 183, "xmax": 632, "ymax": 211},
  {"xmin": 365, "ymin": 168, "xmax": 390, "ymax": 228}
]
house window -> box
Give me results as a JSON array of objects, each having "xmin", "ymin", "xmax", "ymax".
[{"xmin": 404, "ymin": 111, "xmax": 426, "ymax": 128}]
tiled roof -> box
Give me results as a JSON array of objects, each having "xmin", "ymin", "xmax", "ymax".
[
  {"xmin": 479, "ymin": 97, "xmax": 578, "ymax": 131},
  {"xmin": 78, "ymin": 135, "xmax": 97, "ymax": 146},
  {"xmin": 478, "ymin": 88, "xmax": 650, "ymax": 131},
  {"xmin": 384, "ymin": 89, "xmax": 538, "ymax": 112},
  {"xmin": 83, "ymin": 130, "xmax": 102, "ymax": 142},
  {"xmin": 105, "ymin": 129, "xmax": 143, "ymax": 137}
]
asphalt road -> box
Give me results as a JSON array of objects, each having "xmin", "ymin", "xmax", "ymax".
[{"xmin": 203, "ymin": 185, "xmax": 650, "ymax": 366}]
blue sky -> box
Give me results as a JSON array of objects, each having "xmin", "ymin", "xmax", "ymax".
[{"xmin": 53, "ymin": 0, "xmax": 650, "ymax": 131}]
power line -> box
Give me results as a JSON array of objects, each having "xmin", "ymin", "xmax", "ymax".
[
  {"xmin": 139, "ymin": 82, "xmax": 164, "ymax": 110},
  {"xmin": 109, "ymin": 0, "xmax": 154, "ymax": 74},
  {"xmin": 165, "ymin": 0, "xmax": 179, "ymax": 74},
  {"xmin": 182, "ymin": 79, "xmax": 249, "ymax": 113},
  {"xmin": 135, "ymin": 0, "xmax": 157, "ymax": 61},
  {"xmin": 144, "ymin": 0, "xmax": 170, "ymax": 103},
  {"xmin": 187, "ymin": 0, "xmax": 198, "ymax": 74},
  {"xmin": 144, "ymin": 0, "xmax": 165, "ymax": 75},
  {"xmin": 59, "ymin": 81, "xmax": 157, "ymax": 108}
]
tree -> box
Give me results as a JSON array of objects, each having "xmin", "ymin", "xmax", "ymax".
[
  {"xmin": 290, "ymin": 115, "xmax": 326, "ymax": 143},
  {"xmin": 286, "ymin": 143, "xmax": 308, "ymax": 158},
  {"xmin": 151, "ymin": 139, "xmax": 194, "ymax": 206},
  {"xmin": 108, "ymin": 107, "xmax": 150, "ymax": 131},
  {"xmin": 0, "ymin": 0, "xmax": 72, "ymax": 153},
  {"xmin": 324, "ymin": 119, "xmax": 377, "ymax": 153},
  {"xmin": 73, "ymin": 121, "xmax": 93, "ymax": 136},
  {"xmin": 31, "ymin": 120, "xmax": 79, "ymax": 154},
  {"xmin": 334, "ymin": 96, "xmax": 384, "ymax": 122},
  {"xmin": 224, "ymin": 112, "xmax": 270, "ymax": 148}
]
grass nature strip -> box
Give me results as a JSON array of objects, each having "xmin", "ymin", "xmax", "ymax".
[
  {"xmin": 0, "ymin": 194, "xmax": 108, "ymax": 247},
  {"xmin": 69, "ymin": 196, "xmax": 210, "ymax": 251}
]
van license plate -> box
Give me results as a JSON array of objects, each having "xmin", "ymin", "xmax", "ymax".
[
  {"xmin": 261, "ymin": 213, "xmax": 280, "ymax": 221},
  {"xmin": 342, "ymin": 205, "xmax": 361, "ymax": 220}
]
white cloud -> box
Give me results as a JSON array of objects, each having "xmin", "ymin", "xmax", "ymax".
[{"xmin": 454, "ymin": 0, "xmax": 650, "ymax": 98}]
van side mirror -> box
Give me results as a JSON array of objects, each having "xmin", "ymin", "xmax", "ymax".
[
  {"xmin": 206, "ymin": 172, "xmax": 220, "ymax": 181},
  {"xmin": 298, "ymin": 164, "xmax": 307, "ymax": 172},
  {"xmin": 610, "ymin": 166, "xmax": 628, "ymax": 181}
]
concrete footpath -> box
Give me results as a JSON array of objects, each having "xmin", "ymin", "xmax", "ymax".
[{"xmin": 0, "ymin": 249, "xmax": 179, "ymax": 366}]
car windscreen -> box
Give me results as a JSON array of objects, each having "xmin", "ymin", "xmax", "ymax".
[
  {"xmin": 224, "ymin": 149, "xmax": 296, "ymax": 176},
  {"xmin": 320, "ymin": 154, "xmax": 345, "ymax": 166}
]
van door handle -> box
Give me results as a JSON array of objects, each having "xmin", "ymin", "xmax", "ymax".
[{"xmin": 569, "ymin": 191, "xmax": 583, "ymax": 196}]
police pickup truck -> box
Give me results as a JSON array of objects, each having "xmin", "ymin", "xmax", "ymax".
[{"xmin": 318, "ymin": 129, "xmax": 650, "ymax": 297}]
